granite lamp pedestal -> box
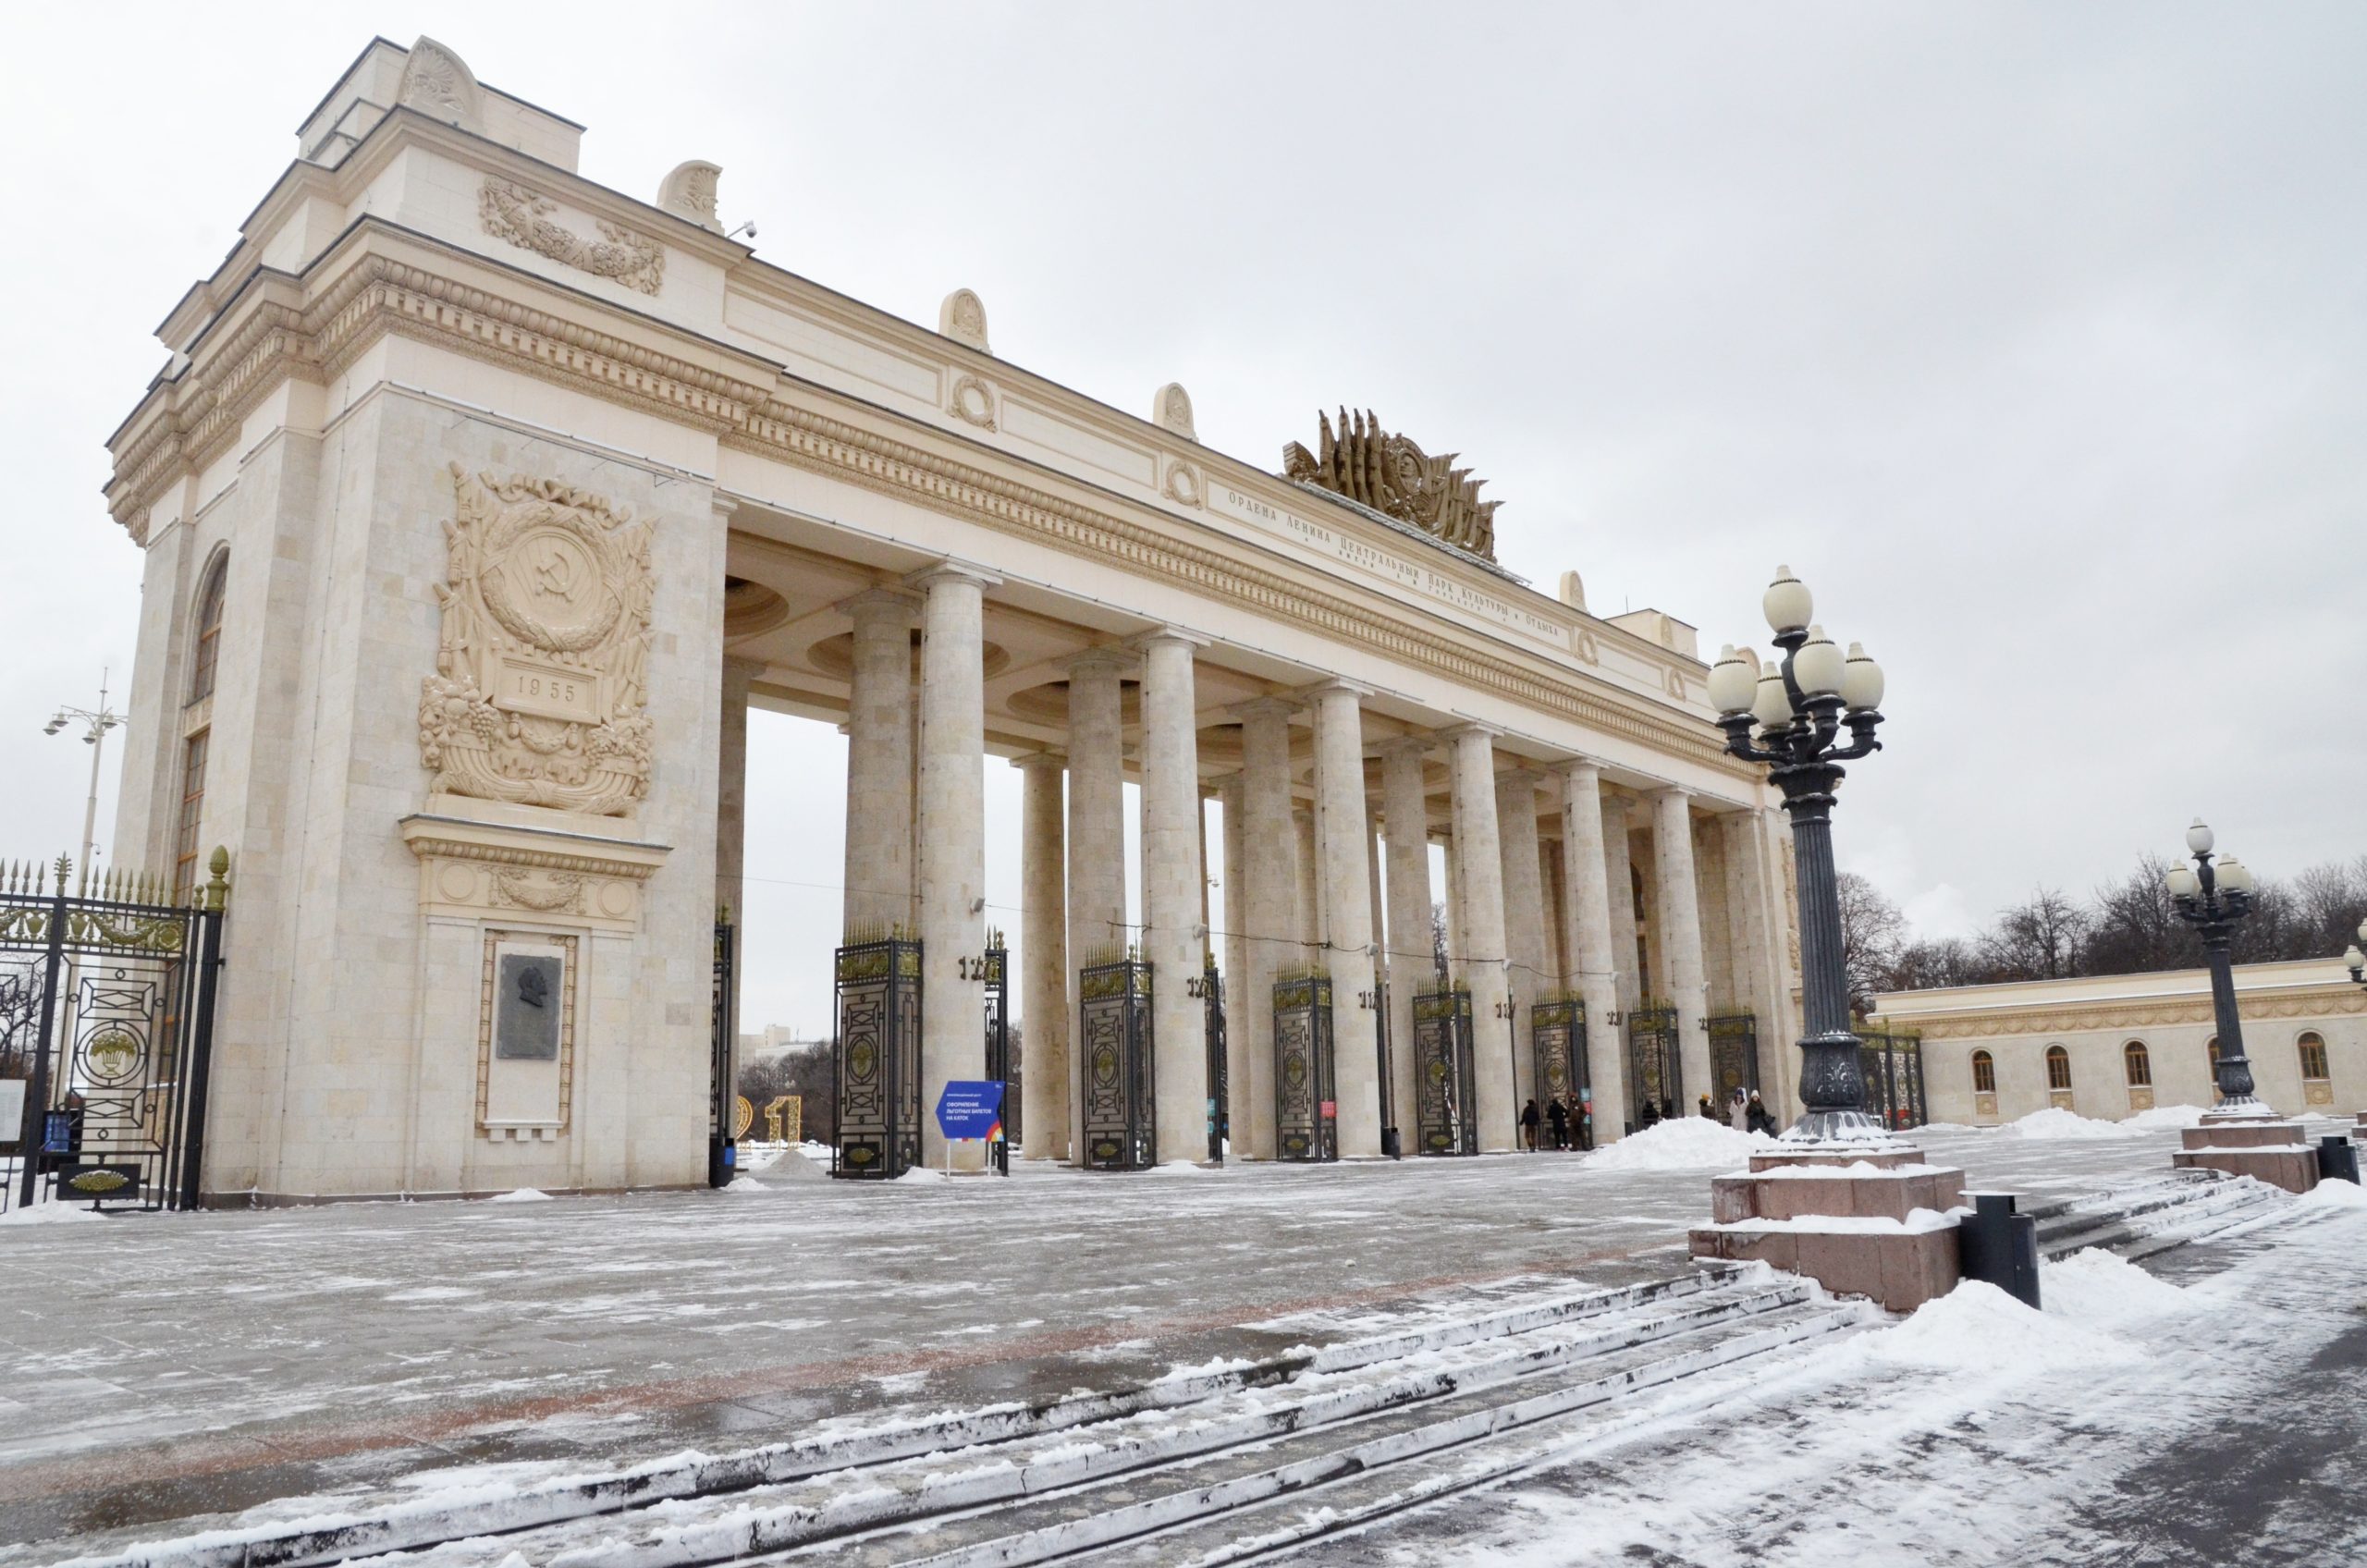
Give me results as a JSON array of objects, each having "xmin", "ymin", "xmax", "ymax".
[
  {"xmin": 2172, "ymin": 1113, "xmax": 2321, "ymax": 1194},
  {"xmin": 1689, "ymin": 1143, "xmax": 1968, "ymax": 1312}
]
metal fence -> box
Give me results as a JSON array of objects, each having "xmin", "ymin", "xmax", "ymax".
[{"xmin": 1, "ymin": 853, "xmax": 226, "ymax": 1216}]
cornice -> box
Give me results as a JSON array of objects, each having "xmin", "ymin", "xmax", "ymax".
[
  {"xmin": 107, "ymin": 239, "xmax": 1752, "ymax": 779},
  {"xmin": 1891, "ymin": 986, "xmax": 2367, "ymax": 1040}
]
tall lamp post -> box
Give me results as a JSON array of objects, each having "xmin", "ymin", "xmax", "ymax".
[
  {"xmin": 2164, "ymin": 819, "xmax": 2263, "ymax": 1117},
  {"xmin": 43, "ymin": 673, "xmax": 126, "ymax": 880},
  {"xmin": 1705, "ymin": 567, "xmax": 1887, "ymax": 1143}
]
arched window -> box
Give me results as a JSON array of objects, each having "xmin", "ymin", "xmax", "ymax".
[
  {"xmin": 188, "ymin": 553, "xmax": 227, "ymax": 704},
  {"xmin": 2123, "ymin": 1040, "xmax": 2152, "ymax": 1088},
  {"xmin": 2299, "ymin": 1032, "xmax": 2330, "ymax": 1082},
  {"xmin": 2045, "ymin": 1045, "xmax": 2073, "ymax": 1092},
  {"xmin": 1970, "ymin": 1050, "xmax": 1996, "ymax": 1094},
  {"xmin": 176, "ymin": 554, "xmax": 227, "ymax": 900}
]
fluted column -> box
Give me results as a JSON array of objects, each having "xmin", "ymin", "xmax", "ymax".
[
  {"xmin": 1380, "ymin": 738, "xmax": 1434, "ymax": 1149},
  {"xmin": 840, "ymin": 589, "xmax": 917, "ymax": 935},
  {"xmin": 1233, "ymin": 698, "xmax": 1296, "ymax": 1158},
  {"xmin": 1445, "ymin": 725, "xmax": 1515, "ymax": 1150},
  {"xmin": 1064, "ymin": 649, "xmax": 1131, "ymax": 1161},
  {"xmin": 1014, "ymin": 753, "xmax": 1070, "ymax": 1160},
  {"xmin": 1495, "ymin": 768, "xmax": 1550, "ymax": 1114},
  {"xmin": 911, "ymin": 563, "xmax": 996, "ymax": 1170},
  {"xmin": 1558, "ymin": 761, "xmax": 1629, "ymax": 1141},
  {"xmin": 1306, "ymin": 682, "xmax": 1381, "ymax": 1157},
  {"xmin": 1652, "ymin": 788, "xmax": 1711, "ymax": 1111},
  {"xmin": 1137, "ymin": 631, "xmax": 1208, "ymax": 1164}
]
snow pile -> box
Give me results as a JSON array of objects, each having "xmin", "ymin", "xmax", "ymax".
[
  {"xmin": 1151, "ymin": 1159, "xmax": 1212, "ymax": 1176},
  {"xmin": 2297, "ymin": 1178, "xmax": 2367, "ymax": 1210},
  {"xmin": 1869, "ymin": 1280, "xmax": 2143, "ymax": 1373},
  {"xmin": 724, "ymin": 1176, "xmax": 769, "ymax": 1194},
  {"xmin": 893, "ymin": 1166, "xmax": 946, "ymax": 1184},
  {"xmin": 762, "ymin": 1145, "xmax": 827, "ymax": 1182},
  {"xmin": 1916, "ymin": 1121, "xmax": 1981, "ymax": 1133},
  {"xmin": 491, "ymin": 1187, "xmax": 553, "ymax": 1203},
  {"xmin": 0, "ymin": 1201, "xmax": 102, "ymax": 1226},
  {"xmin": 2042, "ymin": 1247, "xmax": 2196, "ymax": 1327},
  {"xmin": 2006, "ymin": 1107, "xmax": 2144, "ymax": 1141},
  {"xmin": 1580, "ymin": 1116, "xmax": 1777, "ymax": 1172},
  {"xmin": 2122, "ymin": 1103, "xmax": 2209, "ymax": 1131}
]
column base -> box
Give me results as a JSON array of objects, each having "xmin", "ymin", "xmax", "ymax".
[
  {"xmin": 2172, "ymin": 1119, "xmax": 2319, "ymax": 1194},
  {"xmin": 1693, "ymin": 1145, "xmax": 1967, "ymax": 1312}
]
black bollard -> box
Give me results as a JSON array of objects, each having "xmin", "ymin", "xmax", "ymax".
[
  {"xmin": 1958, "ymin": 1191, "xmax": 2042, "ymax": 1310},
  {"xmin": 2319, "ymin": 1135, "xmax": 2361, "ymax": 1185}
]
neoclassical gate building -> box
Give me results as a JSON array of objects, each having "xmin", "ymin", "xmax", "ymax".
[{"xmin": 102, "ymin": 38, "xmax": 1802, "ymax": 1201}]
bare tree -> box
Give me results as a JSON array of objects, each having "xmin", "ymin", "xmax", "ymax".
[
  {"xmin": 1979, "ymin": 887, "xmax": 2089, "ymax": 980},
  {"xmin": 1884, "ymin": 936, "xmax": 1983, "ymax": 991},
  {"xmin": 1834, "ymin": 872, "xmax": 1907, "ymax": 1011},
  {"xmin": 1429, "ymin": 899, "xmax": 1451, "ymax": 982},
  {"xmin": 2081, "ymin": 853, "xmax": 2187, "ymax": 975}
]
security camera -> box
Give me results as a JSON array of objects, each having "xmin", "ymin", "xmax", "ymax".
[{"xmin": 728, "ymin": 220, "xmax": 757, "ymax": 241}]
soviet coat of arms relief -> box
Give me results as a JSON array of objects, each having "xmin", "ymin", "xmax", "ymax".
[{"xmin": 418, "ymin": 464, "xmax": 656, "ymax": 818}]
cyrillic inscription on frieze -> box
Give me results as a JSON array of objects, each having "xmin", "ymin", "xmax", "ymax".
[{"xmin": 419, "ymin": 464, "xmax": 656, "ymax": 816}]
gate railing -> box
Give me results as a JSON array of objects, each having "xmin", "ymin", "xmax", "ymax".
[
  {"xmin": 2, "ymin": 850, "xmax": 227, "ymax": 1216},
  {"xmin": 1272, "ymin": 970, "xmax": 1336, "ymax": 1161},
  {"xmin": 1856, "ymin": 1025, "xmax": 1929, "ymax": 1131},
  {"xmin": 1195, "ymin": 962, "xmax": 1225, "ymax": 1161},
  {"xmin": 1079, "ymin": 948, "xmax": 1155, "ymax": 1170},
  {"xmin": 1707, "ymin": 1010, "xmax": 1760, "ymax": 1115},
  {"xmin": 832, "ymin": 929, "xmax": 922, "ymax": 1179},
  {"xmin": 1411, "ymin": 987, "xmax": 1477, "ymax": 1156},
  {"xmin": 709, "ymin": 913, "xmax": 737, "ymax": 1188},
  {"xmin": 983, "ymin": 933, "xmax": 1012, "ymax": 1174},
  {"xmin": 1625, "ymin": 1002, "xmax": 1680, "ymax": 1126},
  {"xmin": 1530, "ymin": 994, "xmax": 1585, "ymax": 1149}
]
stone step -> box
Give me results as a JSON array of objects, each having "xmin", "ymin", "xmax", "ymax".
[{"xmin": 815, "ymin": 1299, "xmax": 1867, "ymax": 1568}]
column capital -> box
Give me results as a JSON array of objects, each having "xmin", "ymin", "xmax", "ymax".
[
  {"xmin": 709, "ymin": 493, "xmax": 742, "ymax": 523},
  {"xmin": 904, "ymin": 558, "xmax": 1002, "ymax": 592},
  {"xmin": 1547, "ymin": 754, "xmax": 1602, "ymax": 780},
  {"xmin": 1062, "ymin": 645, "xmax": 1137, "ymax": 678},
  {"xmin": 1373, "ymin": 732, "xmax": 1436, "ymax": 760},
  {"xmin": 1288, "ymin": 678, "xmax": 1374, "ymax": 704},
  {"xmin": 1009, "ymin": 750, "xmax": 1067, "ymax": 773},
  {"xmin": 1438, "ymin": 720, "xmax": 1502, "ymax": 744},
  {"xmin": 1126, "ymin": 625, "xmax": 1211, "ymax": 653},
  {"xmin": 837, "ymin": 585, "xmax": 920, "ymax": 619},
  {"xmin": 1648, "ymin": 783, "xmax": 1696, "ymax": 804},
  {"xmin": 1228, "ymin": 694, "xmax": 1303, "ymax": 723}
]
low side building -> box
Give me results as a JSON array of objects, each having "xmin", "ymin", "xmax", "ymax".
[{"xmin": 1870, "ymin": 959, "xmax": 2363, "ymax": 1126}]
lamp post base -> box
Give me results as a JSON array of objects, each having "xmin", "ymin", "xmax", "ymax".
[{"xmin": 2172, "ymin": 1117, "xmax": 2320, "ymax": 1195}]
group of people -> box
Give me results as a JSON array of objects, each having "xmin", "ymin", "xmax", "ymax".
[
  {"xmin": 1632, "ymin": 1087, "xmax": 1781, "ymax": 1136},
  {"xmin": 1516, "ymin": 1093, "xmax": 1594, "ymax": 1151}
]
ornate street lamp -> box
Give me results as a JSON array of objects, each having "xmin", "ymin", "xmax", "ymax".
[
  {"xmin": 43, "ymin": 672, "xmax": 126, "ymax": 882},
  {"xmin": 2164, "ymin": 819, "xmax": 2264, "ymax": 1116},
  {"xmin": 1706, "ymin": 567, "xmax": 1887, "ymax": 1143},
  {"xmin": 2342, "ymin": 917, "xmax": 2367, "ymax": 991}
]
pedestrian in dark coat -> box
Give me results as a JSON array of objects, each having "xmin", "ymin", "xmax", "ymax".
[
  {"xmin": 1546, "ymin": 1096, "xmax": 1569, "ymax": 1149},
  {"xmin": 1519, "ymin": 1098, "xmax": 1541, "ymax": 1150}
]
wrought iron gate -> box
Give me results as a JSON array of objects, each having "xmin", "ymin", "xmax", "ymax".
[
  {"xmin": 832, "ymin": 933, "xmax": 921, "ymax": 1179},
  {"xmin": 709, "ymin": 914, "xmax": 737, "ymax": 1187},
  {"xmin": 1411, "ymin": 987, "xmax": 1477, "ymax": 1156},
  {"xmin": 1707, "ymin": 1011, "xmax": 1760, "ymax": 1115},
  {"xmin": 1272, "ymin": 973, "xmax": 1337, "ymax": 1161},
  {"xmin": 984, "ymin": 935, "xmax": 1012, "ymax": 1174},
  {"xmin": 1198, "ymin": 963, "xmax": 1226, "ymax": 1161},
  {"xmin": 1625, "ymin": 1003, "xmax": 1680, "ymax": 1125},
  {"xmin": 2, "ymin": 853, "xmax": 226, "ymax": 1216},
  {"xmin": 1857, "ymin": 1026, "xmax": 1928, "ymax": 1131},
  {"xmin": 1531, "ymin": 996, "xmax": 1586, "ymax": 1147},
  {"xmin": 1079, "ymin": 951, "xmax": 1155, "ymax": 1170}
]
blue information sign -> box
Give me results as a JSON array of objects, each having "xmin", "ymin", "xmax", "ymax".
[{"xmin": 935, "ymin": 1080, "xmax": 1006, "ymax": 1140}]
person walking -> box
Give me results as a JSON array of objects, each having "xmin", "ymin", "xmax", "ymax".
[
  {"xmin": 1729, "ymin": 1086, "xmax": 1750, "ymax": 1133},
  {"xmin": 1637, "ymin": 1097, "xmax": 1661, "ymax": 1131},
  {"xmin": 1578, "ymin": 1092, "xmax": 1595, "ymax": 1150},
  {"xmin": 1747, "ymin": 1089, "xmax": 1778, "ymax": 1136},
  {"xmin": 1546, "ymin": 1095, "xmax": 1569, "ymax": 1150},
  {"xmin": 1520, "ymin": 1097, "xmax": 1541, "ymax": 1150}
]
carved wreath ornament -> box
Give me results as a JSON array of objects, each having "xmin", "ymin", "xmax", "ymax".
[{"xmin": 419, "ymin": 466, "xmax": 656, "ymax": 816}]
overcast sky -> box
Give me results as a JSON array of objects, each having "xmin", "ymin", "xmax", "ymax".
[{"xmin": 3, "ymin": 4, "xmax": 2361, "ymax": 1036}]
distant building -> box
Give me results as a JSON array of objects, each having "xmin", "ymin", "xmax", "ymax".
[
  {"xmin": 1870, "ymin": 958, "xmax": 2362, "ymax": 1125},
  {"xmin": 739, "ymin": 1025, "xmax": 827, "ymax": 1060}
]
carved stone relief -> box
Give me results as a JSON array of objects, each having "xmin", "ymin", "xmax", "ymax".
[
  {"xmin": 949, "ymin": 374, "xmax": 998, "ymax": 431},
  {"xmin": 1162, "ymin": 461, "xmax": 1204, "ymax": 508},
  {"xmin": 1152, "ymin": 382, "xmax": 1196, "ymax": 440},
  {"xmin": 419, "ymin": 465, "xmax": 656, "ymax": 816},
  {"xmin": 398, "ymin": 37, "xmax": 483, "ymax": 130},
  {"xmin": 1282, "ymin": 408, "xmax": 1502, "ymax": 560},
  {"xmin": 480, "ymin": 178, "xmax": 667, "ymax": 295},
  {"xmin": 657, "ymin": 160, "xmax": 723, "ymax": 232},
  {"xmin": 940, "ymin": 288, "xmax": 990, "ymax": 353}
]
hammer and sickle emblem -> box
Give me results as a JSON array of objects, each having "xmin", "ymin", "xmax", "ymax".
[{"xmin": 533, "ymin": 545, "xmax": 582, "ymax": 602}]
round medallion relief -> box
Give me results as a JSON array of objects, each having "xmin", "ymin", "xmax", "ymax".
[
  {"xmin": 597, "ymin": 881, "xmax": 634, "ymax": 920},
  {"xmin": 436, "ymin": 864, "xmax": 478, "ymax": 903},
  {"xmin": 481, "ymin": 506, "xmax": 624, "ymax": 652}
]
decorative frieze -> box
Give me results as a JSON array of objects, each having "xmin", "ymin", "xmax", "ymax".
[
  {"xmin": 1899, "ymin": 988, "xmax": 2366, "ymax": 1040},
  {"xmin": 400, "ymin": 814, "xmax": 669, "ymax": 935},
  {"xmin": 480, "ymin": 178, "xmax": 666, "ymax": 295}
]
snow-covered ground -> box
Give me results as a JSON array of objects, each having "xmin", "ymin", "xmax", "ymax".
[{"xmin": 0, "ymin": 1118, "xmax": 2354, "ymax": 1563}]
